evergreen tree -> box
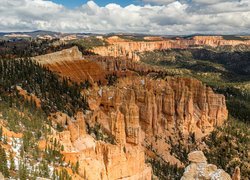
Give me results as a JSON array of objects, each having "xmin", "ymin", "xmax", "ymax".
[
  {"xmin": 10, "ymin": 152, "xmax": 15, "ymax": 171},
  {"xmin": 0, "ymin": 127, "xmax": 2, "ymax": 141},
  {"xmin": 0, "ymin": 146, "xmax": 9, "ymax": 177}
]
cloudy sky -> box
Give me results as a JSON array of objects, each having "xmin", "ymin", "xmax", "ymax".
[{"xmin": 0, "ymin": 0, "xmax": 250, "ymax": 35}]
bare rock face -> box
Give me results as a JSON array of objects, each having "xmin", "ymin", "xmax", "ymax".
[
  {"xmin": 110, "ymin": 109, "xmax": 126, "ymax": 145},
  {"xmin": 0, "ymin": 172, "xmax": 4, "ymax": 180},
  {"xmin": 87, "ymin": 77, "xmax": 228, "ymax": 139},
  {"xmin": 33, "ymin": 46, "xmax": 83, "ymax": 65},
  {"xmin": 33, "ymin": 47, "xmax": 107, "ymax": 84},
  {"xmin": 56, "ymin": 134, "xmax": 151, "ymax": 180},
  {"xmin": 188, "ymin": 151, "xmax": 207, "ymax": 163},
  {"xmin": 232, "ymin": 167, "xmax": 241, "ymax": 180},
  {"xmin": 67, "ymin": 112, "xmax": 87, "ymax": 142},
  {"xmin": 84, "ymin": 76, "xmax": 228, "ymax": 165},
  {"xmin": 46, "ymin": 110, "xmax": 152, "ymax": 180},
  {"xmin": 92, "ymin": 36, "xmax": 250, "ymax": 61},
  {"xmin": 181, "ymin": 151, "xmax": 232, "ymax": 180}
]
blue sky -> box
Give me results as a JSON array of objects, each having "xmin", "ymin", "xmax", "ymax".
[
  {"xmin": 51, "ymin": 0, "xmax": 142, "ymax": 8},
  {"xmin": 0, "ymin": 0, "xmax": 249, "ymax": 34}
]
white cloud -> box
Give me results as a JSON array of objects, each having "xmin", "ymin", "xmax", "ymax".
[
  {"xmin": 0, "ymin": 0, "xmax": 249, "ymax": 35},
  {"xmin": 142, "ymin": 0, "xmax": 176, "ymax": 5},
  {"xmin": 192, "ymin": 0, "xmax": 237, "ymax": 5}
]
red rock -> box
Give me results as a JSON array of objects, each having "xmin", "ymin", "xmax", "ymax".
[{"xmin": 92, "ymin": 36, "xmax": 250, "ymax": 61}]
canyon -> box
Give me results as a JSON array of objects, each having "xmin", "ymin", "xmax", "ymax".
[
  {"xmin": 31, "ymin": 46, "xmax": 231, "ymax": 179},
  {"xmin": 92, "ymin": 36, "xmax": 250, "ymax": 61}
]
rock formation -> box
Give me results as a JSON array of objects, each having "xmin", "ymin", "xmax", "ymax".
[
  {"xmin": 181, "ymin": 151, "xmax": 233, "ymax": 180},
  {"xmin": 33, "ymin": 46, "xmax": 84, "ymax": 65},
  {"xmin": 0, "ymin": 172, "xmax": 4, "ymax": 180},
  {"xmin": 32, "ymin": 46, "xmax": 229, "ymax": 179},
  {"xmin": 92, "ymin": 36, "xmax": 250, "ymax": 61},
  {"xmin": 45, "ymin": 110, "xmax": 152, "ymax": 180},
  {"xmin": 232, "ymin": 167, "xmax": 241, "ymax": 180},
  {"xmin": 84, "ymin": 76, "xmax": 228, "ymax": 164},
  {"xmin": 33, "ymin": 47, "xmax": 107, "ymax": 83},
  {"xmin": 87, "ymin": 77, "xmax": 228, "ymax": 138}
]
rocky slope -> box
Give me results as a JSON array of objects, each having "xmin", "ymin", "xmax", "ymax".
[
  {"xmin": 92, "ymin": 36, "xmax": 250, "ymax": 61},
  {"xmin": 33, "ymin": 47, "xmax": 107, "ymax": 83}
]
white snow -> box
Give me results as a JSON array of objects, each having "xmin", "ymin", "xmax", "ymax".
[{"xmin": 98, "ymin": 89, "xmax": 103, "ymax": 96}]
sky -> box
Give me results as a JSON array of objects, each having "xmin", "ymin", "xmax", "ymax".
[
  {"xmin": 51, "ymin": 0, "xmax": 142, "ymax": 8},
  {"xmin": 0, "ymin": 0, "xmax": 250, "ymax": 35}
]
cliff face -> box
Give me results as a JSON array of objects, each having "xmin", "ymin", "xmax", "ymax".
[
  {"xmin": 33, "ymin": 47, "xmax": 107, "ymax": 83},
  {"xmin": 85, "ymin": 76, "xmax": 228, "ymax": 164},
  {"xmin": 92, "ymin": 36, "xmax": 250, "ymax": 61},
  {"xmin": 45, "ymin": 111, "xmax": 152, "ymax": 180},
  {"xmin": 88, "ymin": 77, "xmax": 228, "ymax": 137},
  {"xmin": 33, "ymin": 46, "xmax": 83, "ymax": 65}
]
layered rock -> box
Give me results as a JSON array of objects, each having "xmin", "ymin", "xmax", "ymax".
[
  {"xmin": 33, "ymin": 46, "xmax": 84, "ymax": 65},
  {"xmin": 181, "ymin": 151, "xmax": 233, "ymax": 180},
  {"xmin": 83, "ymin": 55, "xmax": 165, "ymax": 75},
  {"xmin": 33, "ymin": 47, "xmax": 107, "ymax": 83},
  {"xmin": 92, "ymin": 36, "xmax": 250, "ymax": 61}
]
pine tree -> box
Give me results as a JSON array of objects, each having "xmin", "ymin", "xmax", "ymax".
[
  {"xmin": 0, "ymin": 127, "xmax": 2, "ymax": 141},
  {"xmin": 10, "ymin": 152, "xmax": 15, "ymax": 171},
  {"xmin": 75, "ymin": 161, "xmax": 79, "ymax": 174},
  {"xmin": 18, "ymin": 161, "xmax": 28, "ymax": 180},
  {"xmin": 0, "ymin": 146, "xmax": 9, "ymax": 177}
]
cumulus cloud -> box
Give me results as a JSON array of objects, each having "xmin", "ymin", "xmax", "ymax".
[{"xmin": 0, "ymin": 0, "xmax": 249, "ymax": 35}]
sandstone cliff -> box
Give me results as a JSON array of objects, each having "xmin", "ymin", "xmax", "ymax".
[
  {"xmin": 33, "ymin": 47, "xmax": 107, "ymax": 83},
  {"xmin": 92, "ymin": 36, "xmax": 250, "ymax": 61},
  {"xmin": 33, "ymin": 46, "xmax": 84, "ymax": 65},
  {"xmin": 45, "ymin": 111, "xmax": 152, "ymax": 180},
  {"xmin": 84, "ymin": 76, "xmax": 228, "ymax": 164}
]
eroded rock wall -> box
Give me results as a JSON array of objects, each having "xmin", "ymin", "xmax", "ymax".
[
  {"xmin": 87, "ymin": 77, "xmax": 228, "ymax": 138},
  {"xmin": 92, "ymin": 36, "xmax": 250, "ymax": 61},
  {"xmin": 33, "ymin": 47, "xmax": 108, "ymax": 83},
  {"xmin": 84, "ymin": 76, "xmax": 228, "ymax": 165},
  {"xmin": 45, "ymin": 111, "xmax": 152, "ymax": 180}
]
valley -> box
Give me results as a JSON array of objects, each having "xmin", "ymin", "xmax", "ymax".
[{"xmin": 0, "ymin": 34, "xmax": 249, "ymax": 180}]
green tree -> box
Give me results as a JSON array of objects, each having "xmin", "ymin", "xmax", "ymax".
[{"xmin": 0, "ymin": 146, "xmax": 9, "ymax": 177}]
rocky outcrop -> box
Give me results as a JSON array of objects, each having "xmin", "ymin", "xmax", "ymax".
[
  {"xmin": 0, "ymin": 172, "xmax": 4, "ymax": 180},
  {"xmin": 232, "ymin": 167, "xmax": 241, "ymax": 180},
  {"xmin": 33, "ymin": 47, "xmax": 107, "ymax": 83},
  {"xmin": 92, "ymin": 36, "xmax": 250, "ymax": 61},
  {"xmin": 181, "ymin": 151, "xmax": 233, "ymax": 180},
  {"xmin": 33, "ymin": 46, "xmax": 83, "ymax": 65}
]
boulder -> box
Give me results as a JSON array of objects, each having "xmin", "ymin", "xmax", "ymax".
[
  {"xmin": 182, "ymin": 151, "xmax": 233, "ymax": 180},
  {"xmin": 188, "ymin": 151, "xmax": 207, "ymax": 163}
]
